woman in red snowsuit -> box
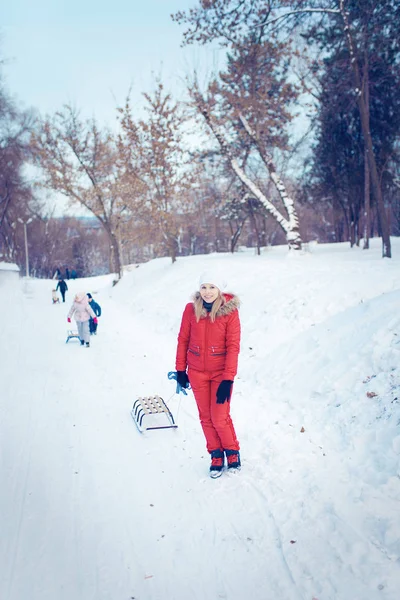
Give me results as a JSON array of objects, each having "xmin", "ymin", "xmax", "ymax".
[{"xmin": 175, "ymin": 272, "xmax": 241, "ymax": 478}]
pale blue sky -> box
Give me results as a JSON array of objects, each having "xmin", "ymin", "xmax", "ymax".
[
  {"xmin": 1, "ymin": 0, "xmax": 220, "ymax": 126},
  {"xmin": 1, "ymin": 0, "xmax": 309, "ymax": 217}
]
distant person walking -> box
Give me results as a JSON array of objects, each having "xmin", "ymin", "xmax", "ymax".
[
  {"xmin": 67, "ymin": 292, "xmax": 97, "ymax": 348},
  {"xmin": 65, "ymin": 267, "xmax": 70, "ymax": 280},
  {"xmin": 87, "ymin": 293, "xmax": 101, "ymax": 334},
  {"xmin": 56, "ymin": 278, "xmax": 68, "ymax": 303},
  {"xmin": 175, "ymin": 271, "xmax": 241, "ymax": 478}
]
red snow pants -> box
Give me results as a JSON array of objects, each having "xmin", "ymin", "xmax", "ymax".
[{"xmin": 188, "ymin": 368, "xmax": 240, "ymax": 453}]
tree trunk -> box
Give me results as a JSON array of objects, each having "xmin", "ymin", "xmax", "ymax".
[
  {"xmin": 168, "ymin": 234, "xmax": 177, "ymax": 263},
  {"xmin": 363, "ymin": 51, "xmax": 370, "ymax": 250},
  {"xmin": 363, "ymin": 148, "xmax": 371, "ymax": 249},
  {"xmin": 239, "ymin": 113, "xmax": 302, "ymax": 251},
  {"xmin": 229, "ymin": 222, "xmax": 242, "ymax": 253},
  {"xmin": 339, "ymin": 0, "xmax": 391, "ymax": 257},
  {"xmin": 0, "ymin": 184, "xmax": 12, "ymax": 229},
  {"xmin": 105, "ymin": 225, "xmax": 122, "ymax": 279},
  {"xmin": 350, "ymin": 216, "xmax": 355, "ymax": 247},
  {"xmin": 247, "ymin": 199, "xmax": 261, "ymax": 255}
]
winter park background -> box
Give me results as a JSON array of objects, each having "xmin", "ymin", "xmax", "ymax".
[
  {"xmin": 2, "ymin": 2, "xmax": 400, "ymax": 599},
  {"xmin": 1, "ymin": 238, "xmax": 400, "ymax": 600}
]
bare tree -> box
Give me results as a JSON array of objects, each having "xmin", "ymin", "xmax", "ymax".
[
  {"xmin": 32, "ymin": 106, "xmax": 128, "ymax": 278},
  {"xmin": 118, "ymin": 82, "xmax": 196, "ymax": 263},
  {"xmin": 0, "ymin": 81, "xmax": 35, "ymax": 261}
]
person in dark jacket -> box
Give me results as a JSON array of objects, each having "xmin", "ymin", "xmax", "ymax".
[
  {"xmin": 175, "ymin": 271, "xmax": 241, "ymax": 478},
  {"xmin": 56, "ymin": 278, "xmax": 68, "ymax": 303},
  {"xmin": 87, "ymin": 293, "xmax": 101, "ymax": 334}
]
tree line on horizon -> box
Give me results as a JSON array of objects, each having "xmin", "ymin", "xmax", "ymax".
[{"xmin": 1, "ymin": 0, "xmax": 400, "ymax": 278}]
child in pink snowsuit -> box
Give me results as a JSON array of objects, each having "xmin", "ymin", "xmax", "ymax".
[{"xmin": 67, "ymin": 292, "xmax": 97, "ymax": 347}]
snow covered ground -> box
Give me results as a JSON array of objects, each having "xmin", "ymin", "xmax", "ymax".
[{"xmin": 1, "ymin": 238, "xmax": 400, "ymax": 600}]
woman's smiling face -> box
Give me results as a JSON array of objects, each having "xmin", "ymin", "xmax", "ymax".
[{"xmin": 199, "ymin": 283, "xmax": 219, "ymax": 303}]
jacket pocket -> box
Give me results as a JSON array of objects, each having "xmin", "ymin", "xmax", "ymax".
[
  {"xmin": 210, "ymin": 346, "xmax": 227, "ymax": 357},
  {"xmin": 188, "ymin": 345, "xmax": 200, "ymax": 357}
]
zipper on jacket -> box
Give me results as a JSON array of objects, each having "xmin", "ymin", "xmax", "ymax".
[
  {"xmin": 188, "ymin": 347, "xmax": 200, "ymax": 356},
  {"xmin": 211, "ymin": 346, "xmax": 226, "ymax": 356},
  {"xmin": 203, "ymin": 316, "xmax": 210, "ymax": 372}
]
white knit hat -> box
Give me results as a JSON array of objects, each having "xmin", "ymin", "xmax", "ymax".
[{"xmin": 199, "ymin": 271, "xmax": 226, "ymax": 292}]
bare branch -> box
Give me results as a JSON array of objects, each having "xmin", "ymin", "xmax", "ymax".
[{"xmin": 256, "ymin": 7, "xmax": 340, "ymax": 29}]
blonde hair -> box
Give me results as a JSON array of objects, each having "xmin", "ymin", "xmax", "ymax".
[{"xmin": 194, "ymin": 291, "xmax": 224, "ymax": 323}]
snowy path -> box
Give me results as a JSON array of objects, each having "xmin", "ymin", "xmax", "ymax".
[
  {"xmin": 1, "ymin": 280, "xmax": 301, "ymax": 600},
  {"xmin": 1, "ymin": 250, "xmax": 400, "ymax": 600}
]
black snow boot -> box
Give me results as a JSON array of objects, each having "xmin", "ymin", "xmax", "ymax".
[
  {"xmin": 210, "ymin": 449, "xmax": 224, "ymax": 478},
  {"xmin": 225, "ymin": 450, "xmax": 241, "ymax": 471}
]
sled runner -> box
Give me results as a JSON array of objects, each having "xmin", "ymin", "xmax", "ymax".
[
  {"xmin": 131, "ymin": 395, "xmax": 178, "ymax": 433},
  {"xmin": 66, "ymin": 329, "xmax": 80, "ymax": 343}
]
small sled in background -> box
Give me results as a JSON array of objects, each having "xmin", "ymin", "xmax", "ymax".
[
  {"xmin": 131, "ymin": 395, "xmax": 178, "ymax": 433},
  {"xmin": 66, "ymin": 329, "xmax": 80, "ymax": 343}
]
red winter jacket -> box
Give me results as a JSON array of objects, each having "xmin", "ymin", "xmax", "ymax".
[{"xmin": 175, "ymin": 292, "xmax": 241, "ymax": 381}]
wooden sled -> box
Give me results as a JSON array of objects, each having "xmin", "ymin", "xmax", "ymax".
[
  {"xmin": 66, "ymin": 329, "xmax": 80, "ymax": 343},
  {"xmin": 131, "ymin": 395, "xmax": 178, "ymax": 433}
]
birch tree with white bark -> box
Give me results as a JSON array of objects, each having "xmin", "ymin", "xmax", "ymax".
[
  {"xmin": 175, "ymin": 3, "xmax": 303, "ymax": 250},
  {"xmin": 174, "ymin": 0, "xmax": 395, "ymax": 258}
]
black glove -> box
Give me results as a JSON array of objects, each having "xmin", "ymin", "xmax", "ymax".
[
  {"xmin": 216, "ymin": 380, "xmax": 233, "ymax": 404},
  {"xmin": 176, "ymin": 370, "xmax": 190, "ymax": 389}
]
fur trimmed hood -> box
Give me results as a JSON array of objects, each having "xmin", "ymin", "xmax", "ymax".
[{"xmin": 193, "ymin": 291, "xmax": 240, "ymax": 318}]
